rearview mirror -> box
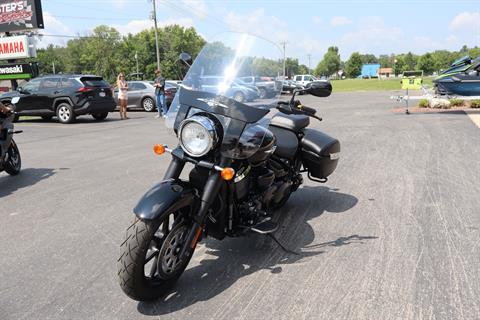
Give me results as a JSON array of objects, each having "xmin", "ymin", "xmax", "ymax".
[
  {"xmin": 306, "ymin": 81, "xmax": 332, "ymax": 97},
  {"xmin": 179, "ymin": 52, "xmax": 192, "ymax": 67}
]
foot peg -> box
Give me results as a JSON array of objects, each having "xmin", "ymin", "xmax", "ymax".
[{"xmin": 250, "ymin": 220, "xmax": 279, "ymax": 234}]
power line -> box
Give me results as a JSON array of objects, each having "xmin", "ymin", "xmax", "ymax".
[{"xmin": 50, "ymin": 15, "xmax": 147, "ymax": 21}]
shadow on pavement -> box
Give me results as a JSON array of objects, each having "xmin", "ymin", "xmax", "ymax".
[
  {"xmin": 0, "ymin": 168, "xmax": 61, "ymax": 197},
  {"xmin": 137, "ymin": 186, "xmax": 374, "ymax": 316}
]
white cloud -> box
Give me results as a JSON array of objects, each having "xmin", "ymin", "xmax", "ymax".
[
  {"xmin": 312, "ymin": 16, "xmax": 322, "ymax": 25},
  {"xmin": 36, "ymin": 12, "xmax": 73, "ymax": 48},
  {"xmin": 330, "ymin": 16, "xmax": 351, "ymax": 27},
  {"xmin": 338, "ymin": 17, "xmax": 403, "ymax": 57},
  {"xmin": 413, "ymin": 36, "xmax": 439, "ymax": 50},
  {"xmin": 224, "ymin": 8, "xmax": 288, "ymax": 42},
  {"xmin": 449, "ymin": 11, "xmax": 480, "ymax": 30},
  {"xmin": 111, "ymin": 18, "xmax": 194, "ymax": 35},
  {"xmin": 181, "ymin": 0, "xmax": 208, "ymax": 19}
]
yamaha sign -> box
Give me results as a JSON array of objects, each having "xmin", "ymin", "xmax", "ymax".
[{"xmin": 0, "ymin": 35, "xmax": 35, "ymax": 59}]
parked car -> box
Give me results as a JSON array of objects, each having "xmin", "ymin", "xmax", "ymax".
[
  {"xmin": 293, "ymin": 74, "xmax": 320, "ymax": 87},
  {"xmin": 0, "ymin": 75, "xmax": 116, "ymax": 123},
  {"xmin": 113, "ymin": 80, "xmax": 179, "ymax": 112},
  {"xmin": 280, "ymin": 79, "xmax": 304, "ymax": 93},
  {"xmin": 201, "ymin": 76, "xmax": 258, "ymax": 102},
  {"xmin": 238, "ymin": 76, "xmax": 277, "ymax": 98}
]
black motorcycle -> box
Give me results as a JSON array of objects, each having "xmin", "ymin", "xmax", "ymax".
[
  {"xmin": 0, "ymin": 102, "xmax": 22, "ymax": 176},
  {"xmin": 118, "ymin": 33, "xmax": 340, "ymax": 301}
]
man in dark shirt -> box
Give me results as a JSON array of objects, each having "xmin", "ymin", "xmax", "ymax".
[{"xmin": 153, "ymin": 69, "xmax": 166, "ymax": 118}]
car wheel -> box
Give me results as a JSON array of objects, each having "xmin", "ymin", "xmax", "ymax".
[
  {"xmin": 41, "ymin": 115, "xmax": 53, "ymax": 121},
  {"xmin": 258, "ymin": 88, "xmax": 267, "ymax": 99},
  {"xmin": 233, "ymin": 91, "xmax": 245, "ymax": 103},
  {"xmin": 92, "ymin": 112, "xmax": 108, "ymax": 121},
  {"xmin": 56, "ymin": 103, "xmax": 76, "ymax": 124},
  {"xmin": 142, "ymin": 97, "xmax": 155, "ymax": 112}
]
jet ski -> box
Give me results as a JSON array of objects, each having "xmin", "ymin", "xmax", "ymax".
[{"xmin": 434, "ymin": 56, "xmax": 480, "ymax": 96}]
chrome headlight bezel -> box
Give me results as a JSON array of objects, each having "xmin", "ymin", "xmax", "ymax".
[{"xmin": 178, "ymin": 115, "xmax": 218, "ymax": 157}]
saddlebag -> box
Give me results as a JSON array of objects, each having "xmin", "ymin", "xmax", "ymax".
[{"xmin": 300, "ymin": 129, "xmax": 340, "ymax": 179}]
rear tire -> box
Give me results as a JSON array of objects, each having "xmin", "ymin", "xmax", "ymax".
[
  {"xmin": 56, "ymin": 103, "xmax": 76, "ymax": 124},
  {"xmin": 118, "ymin": 214, "xmax": 195, "ymax": 301},
  {"xmin": 4, "ymin": 140, "xmax": 21, "ymax": 175},
  {"xmin": 92, "ymin": 112, "xmax": 108, "ymax": 121},
  {"xmin": 142, "ymin": 97, "xmax": 155, "ymax": 112}
]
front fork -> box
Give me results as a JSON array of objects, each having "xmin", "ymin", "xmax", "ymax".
[{"xmin": 164, "ymin": 152, "xmax": 231, "ymax": 261}]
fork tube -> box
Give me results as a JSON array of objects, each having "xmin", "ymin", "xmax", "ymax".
[{"xmin": 163, "ymin": 156, "xmax": 185, "ymax": 180}]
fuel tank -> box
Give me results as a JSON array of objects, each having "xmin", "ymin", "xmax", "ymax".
[{"xmin": 248, "ymin": 127, "xmax": 276, "ymax": 165}]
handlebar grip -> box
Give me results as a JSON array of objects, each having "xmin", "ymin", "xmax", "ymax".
[{"xmin": 298, "ymin": 105, "xmax": 316, "ymax": 115}]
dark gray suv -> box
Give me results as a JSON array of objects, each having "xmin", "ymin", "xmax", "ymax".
[{"xmin": 0, "ymin": 75, "xmax": 116, "ymax": 124}]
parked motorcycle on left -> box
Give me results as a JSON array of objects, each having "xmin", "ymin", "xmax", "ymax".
[{"xmin": 0, "ymin": 101, "xmax": 22, "ymax": 175}]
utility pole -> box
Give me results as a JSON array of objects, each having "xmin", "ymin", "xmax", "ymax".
[
  {"xmin": 52, "ymin": 61, "xmax": 55, "ymax": 74},
  {"xmin": 307, "ymin": 54, "xmax": 311, "ymax": 74},
  {"xmin": 280, "ymin": 41, "xmax": 287, "ymax": 79},
  {"xmin": 150, "ymin": 0, "xmax": 160, "ymax": 70},
  {"xmin": 135, "ymin": 51, "xmax": 139, "ymax": 79}
]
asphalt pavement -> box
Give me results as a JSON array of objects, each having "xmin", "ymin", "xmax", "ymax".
[{"xmin": 1, "ymin": 91, "xmax": 479, "ymax": 320}]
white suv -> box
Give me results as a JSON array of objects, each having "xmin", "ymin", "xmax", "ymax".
[{"xmin": 293, "ymin": 74, "xmax": 318, "ymax": 86}]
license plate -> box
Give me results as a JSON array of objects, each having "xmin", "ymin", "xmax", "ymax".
[{"xmin": 99, "ymin": 92, "xmax": 106, "ymax": 97}]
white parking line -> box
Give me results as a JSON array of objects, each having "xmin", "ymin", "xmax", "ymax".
[{"xmin": 465, "ymin": 110, "xmax": 480, "ymax": 128}]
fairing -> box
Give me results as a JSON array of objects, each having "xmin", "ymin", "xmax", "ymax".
[{"xmin": 166, "ymin": 32, "xmax": 283, "ymax": 159}]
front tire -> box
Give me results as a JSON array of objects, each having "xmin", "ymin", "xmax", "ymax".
[
  {"xmin": 4, "ymin": 140, "xmax": 21, "ymax": 175},
  {"xmin": 92, "ymin": 112, "xmax": 108, "ymax": 121},
  {"xmin": 118, "ymin": 214, "xmax": 195, "ymax": 301},
  {"xmin": 233, "ymin": 91, "xmax": 245, "ymax": 103},
  {"xmin": 142, "ymin": 97, "xmax": 155, "ymax": 112},
  {"xmin": 56, "ymin": 103, "xmax": 76, "ymax": 124}
]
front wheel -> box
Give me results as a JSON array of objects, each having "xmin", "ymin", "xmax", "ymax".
[
  {"xmin": 118, "ymin": 214, "xmax": 195, "ymax": 301},
  {"xmin": 4, "ymin": 140, "xmax": 21, "ymax": 175}
]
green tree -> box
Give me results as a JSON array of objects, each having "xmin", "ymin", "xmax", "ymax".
[
  {"xmin": 345, "ymin": 52, "xmax": 363, "ymax": 78},
  {"xmin": 360, "ymin": 54, "xmax": 378, "ymax": 64},
  {"xmin": 416, "ymin": 53, "xmax": 435, "ymax": 75},
  {"xmin": 403, "ymin": 52, "xmax": 417, "ymax": 71},
  {"xmin": 314, "ymin": 46, "xmax": 341, "ymax": 77}
]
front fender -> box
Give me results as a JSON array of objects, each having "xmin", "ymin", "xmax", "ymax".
[{"xmin": 134, "ymin": 179, "xmax": 196, "ymax": 220}]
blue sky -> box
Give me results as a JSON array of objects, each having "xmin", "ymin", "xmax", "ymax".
[{"xmin": 40, "ymin": 0, "xmax": 480, "ymax": 65}]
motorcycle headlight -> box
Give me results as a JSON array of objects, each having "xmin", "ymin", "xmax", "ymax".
[{"xmin": 179, "ymin": 116, "xmax": 218, "ymax": 157}]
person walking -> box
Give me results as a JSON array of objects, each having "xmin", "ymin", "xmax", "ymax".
[
  {"xmin": 117, "ymin": 73, "xmax": 129, "ymax": 120},
  {"xmin": 153, "ymin": 69, "xmax": 166, "ymax": 118}
]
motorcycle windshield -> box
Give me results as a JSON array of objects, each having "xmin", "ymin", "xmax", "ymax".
[{"xmin": 166, "ymin": 32, "xmax": 283, "ymax": 159}]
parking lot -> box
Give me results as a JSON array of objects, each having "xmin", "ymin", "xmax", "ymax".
[{"xmin": 1, "ymin": 91, "xmax": 479, "ymax": 319}]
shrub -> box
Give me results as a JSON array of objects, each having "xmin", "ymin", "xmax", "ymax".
[
  {"xmin": 418, "ymin": 99, "xmax": 429, "ymax": 108},
  {"xmin": 449, "ymin": 98, "xmax": 464, "ymax": 107},
  {"xmin": 470, "ymin": 100, "xmax": 480, "ymax": 108}
]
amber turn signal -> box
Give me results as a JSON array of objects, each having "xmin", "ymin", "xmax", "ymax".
[
  {"xmin": 220, "ymin": 167, "xmax": 235, "ymax": 181},
  {"xmin": 153, "ymin": 144, "xmax": 166, "ymax": 155}
]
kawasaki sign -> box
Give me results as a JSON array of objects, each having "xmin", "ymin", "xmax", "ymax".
[
  {"xmin": 0, "ymin": 0, "xmax": 44, "ymax": 32},
  {"xmin": 0, "ymin": 62, "xmax": 38, "ymax": 79}
]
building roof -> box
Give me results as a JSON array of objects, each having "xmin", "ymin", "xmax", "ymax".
[{"xmin": 378, "ymin": 68, "xmax": 393, "ymax": 74}]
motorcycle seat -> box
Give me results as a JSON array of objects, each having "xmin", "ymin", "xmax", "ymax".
[{"xmin": 271, "ymin": 114, "xmax": 309, "ymax": 132}]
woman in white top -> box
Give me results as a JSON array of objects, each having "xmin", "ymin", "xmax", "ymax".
[{"xmin": 117, "ymin": 73, "xmax": 129, "ymax": 120}]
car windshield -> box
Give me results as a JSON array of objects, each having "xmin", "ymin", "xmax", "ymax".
[{"xmin": 166, "ymin": 32, "xmax": 283, "ymax": 129}]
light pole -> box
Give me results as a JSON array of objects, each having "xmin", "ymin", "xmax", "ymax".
[
  {"xmin": 280, "ymin": 41, "xmax": 287, "ymax": 79},
  {"xmin": 135, "ymin": 51, "xmax": 139, "ymax": 79},
  {"xmin": 307, "ymin": 54, "xmax": 311, "ymax": 74},
  {"xmin": 150, "ymin": 0, "xmax": 160, "ymax": 70}
]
